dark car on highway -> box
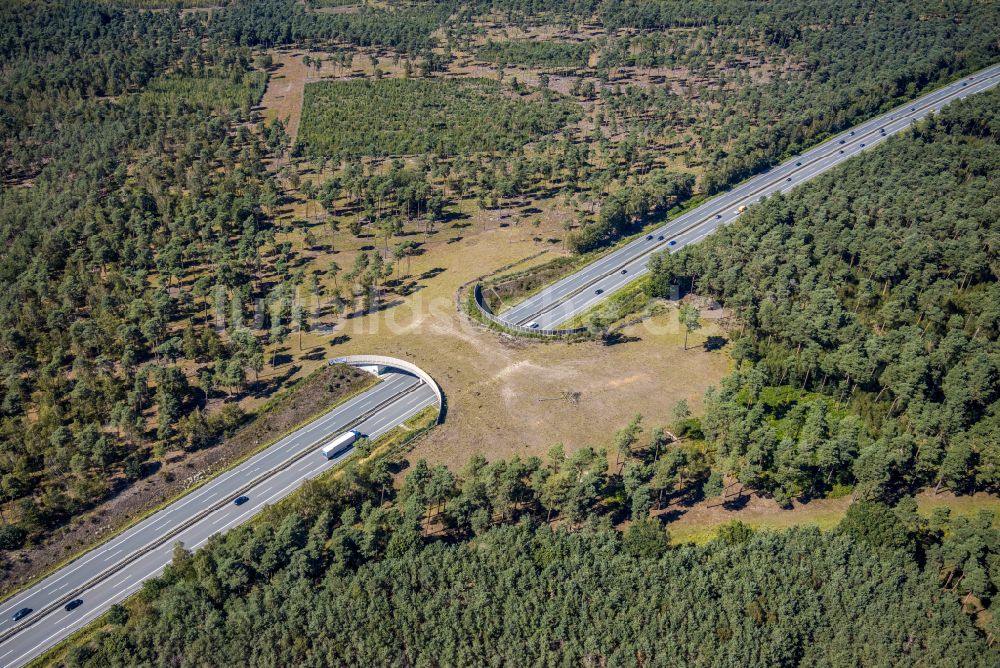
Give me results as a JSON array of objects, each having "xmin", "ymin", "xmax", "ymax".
[
  {"xmin": 657, "ymin": 235, "xmax": 664, "ymax": 241},
  {"xmin": 233, "ymin": 495, "xmax": 249, "ymax": 506},
  {"xmin": 645, "ymin": 235, "xmax": 653, "ymax": 240},
  {"xmin": 620, "ymin": 269, "xmax": 627, "ymax": 275},
  {"xmin": 65, "ymin": 599, "xmax": 83, "ymax": 612},
  {"xmin": 595, "ymin": 288, "xmax": 604, "ymax": 295},
  {"xmin": 13, "ymin": 607, "xmax": 31, "ymax": 621}
]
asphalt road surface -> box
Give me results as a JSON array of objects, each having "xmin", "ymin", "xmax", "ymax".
[
  {"xmin": 499, "ymin": 64, "xmax": 1000, "ymax": 330},
  {"xmin": 0, "ymin": 368, "xmax": 437, "ymax": 667},
  {"xmin": 3, "ymin": 65, "xmax": 999, "ymax": 668}
]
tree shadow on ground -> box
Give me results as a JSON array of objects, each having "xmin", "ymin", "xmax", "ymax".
[
  {"xmin": 344, "ymin": 299, "xmax": 403, "ymax": 319},
  {"xmin": 657, "ymin": 508, "xmax": 685, "ymax": 524},
  {"xmin": 418, "ymin": 267, "xmax": 446, "ymax": 280},
  {"xmin": 302, "ymin": 346, "xmax": 327, "ymax": 361},
  {"xmin": 252, "ymin": 364, "xmax": 300, "ymax": 398},
  {"xmin": 704, "ymin": 335, "xmax": 728, "ymax": 351},
  {"xmin": 721, "ymin": 494, "xmax": 750, "ymax": 511},
  {"xmin": 389, "ymin": 458, "xmax": 410, "ymax": 476},
  {"xmin": 439, "ymin": 210, "xmax": 470, "ymax": 223},
  {"xmin": 603, "ymin": 332, "xmax": 641, "ymax": 346}
]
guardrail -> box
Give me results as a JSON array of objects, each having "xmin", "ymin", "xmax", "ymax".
[
  {"xmin": 0, "ymin": 377, "xmax": 425, "ymax": 647},
  {"xmin": 471, "ymin": 284, "xmax": 589, "ymax": 338},
  {"xmin": 329, "ymin": 356, "xmax": 445, "ymax": 423}
]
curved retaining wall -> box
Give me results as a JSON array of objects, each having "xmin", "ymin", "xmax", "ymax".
[
  {"xmin": 472, "ymin": 284, "xmax": 588, "ymax": 338},
  {"xmin": 329, "ymin": 355, "xmax": 445, "ymax": 423}
]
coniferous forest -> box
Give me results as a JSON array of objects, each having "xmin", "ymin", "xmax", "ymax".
[
  {"xmin": 58, "ymin": 448, "xmax": 1000, "ymax": 666},
  {"xmin": 648, "ymin": 88, "xmax": 1000, "ymax": 507},
  {"xmin": 61, "ymin": 56, "xmax": 1000, "ymax": 668},
  {"xmin": 2, "ymin": 0, "xmax": 1000, "ymax": 664}
]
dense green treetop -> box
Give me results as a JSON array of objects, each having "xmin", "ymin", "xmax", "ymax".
[{"xmin": 649, "ymin": 88, "xmax": 1000, "ymax": 505}]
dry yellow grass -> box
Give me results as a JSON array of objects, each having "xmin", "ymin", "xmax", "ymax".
[
  {"xmin": 254, "ymin": 185, "xmax": 731, "ymax": 465},
  {"xmin": 250, "ymin": 44, "xmax": 733, "ymax": 467},
  {"xmin": 668, "ymin": 490, "xmax": 1000, "ymax": 545},
  {"xmin": 319, "ymin": 223, "xmax": 731, "ymax": 464},
  {"xmin": 259, "ymin": 51, "xmax": 310, "ymax": 140}
]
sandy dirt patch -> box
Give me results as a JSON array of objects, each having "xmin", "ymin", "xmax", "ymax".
[
  {"xmin": 251, "ymin": 41, "xmax": 732, "ymax": 466},
  {"xmin": 259, "ymin": 51, "xmax": 312, "ymax": 140},
  {"xmin": 314, "ymin": 218, "xmax": 731, "ymax": 466},
  {"xmin": 666, "ymin": 489, "xmax": 1000, "ymax": 544}
]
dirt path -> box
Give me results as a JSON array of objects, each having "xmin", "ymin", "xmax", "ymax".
[
  {"xmin": 260, "ymin": 47, "xmax": 400, "ymax": 142},
  {"xmin": 260, "ymin": 51, "xmax": 312, "ymax": 140},
  {"xmin": 254, "ymin": 43, "xmax": 732, "ymax": 474},
  {"xmin": 312, "ymin": 216, "xmax": 731, "ymax": 468}
]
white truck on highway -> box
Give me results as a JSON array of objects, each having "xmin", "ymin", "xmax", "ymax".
[{"xmin": 320, "ymin": 431, "xmax": 360, "ymax": 459}]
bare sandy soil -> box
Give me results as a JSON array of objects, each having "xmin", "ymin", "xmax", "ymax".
[
  {"xmin": 259, "ymin": 52, "xmax": 312, "ymax": 140},
  {"xmin": 666, "ymin": 489, "xmax": 1000, "ymax": 544},
  {"xmin": 0, "ymin": 365, "xmax": 373, "ymax": 597},
  {"xmin": 250, "ymin": 42, "xmax": 733, "ymax": 465},
  {"xmin": 314, "ymin": 219, "xmax": 731, "ymax": 465}
]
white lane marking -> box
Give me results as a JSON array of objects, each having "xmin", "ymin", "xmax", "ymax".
[
  {"xmin": 1, "ymin": 393, "xmax": 437, "ymax": 663},
  {"xmin": 187, "ymin": 393, "xmax": 438, "ymax": 549},
  {"xmin": 0, "ymin": 377, "xmax": 419, "ymax": 626},
  {"xmin": 519, "ymin": 71, "xmax": 1000, "ymax": 328},
  {"xmin": 0, "ymin": 383, "xmax": 433, "ymax": 663},
  {"xmin": 4, "ymin": 570, "xmax": 155, "ymax": 668},
  {"xmin": 14, "ymin": 70, "xmax": 992, "ymax": 664}
]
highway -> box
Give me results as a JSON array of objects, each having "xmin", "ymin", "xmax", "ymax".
[
  {"xmin": 499, "ymin": 63, "xmax": 1000, "ymax": 330},
  {"xmin": 3, "ymin": 65, "xmax": 998, "ymax": 668},
  {"xmin": 0, "ymin": 365, "xmax": 438, "ymax": 668}
]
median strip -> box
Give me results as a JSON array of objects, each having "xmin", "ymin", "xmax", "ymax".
[
  {"xmin": 0, "ymin": 378, "xmax": 425, "ymax": 645},
  {"xmin": 506, "ymin": 69, "xmax": 1000, "ymax": 330}
]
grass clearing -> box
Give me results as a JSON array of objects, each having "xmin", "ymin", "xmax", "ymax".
[
  {"xmin": 253, "ymin": 44, "xmax": 732, "ymax": 474},
  {"xmin": 668, "ymin": 491, "xmax": 1000, "ymax": 545},
  {"xmin": 259, "ymin": 51, "xmax": 314, "ymax": 140}
]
